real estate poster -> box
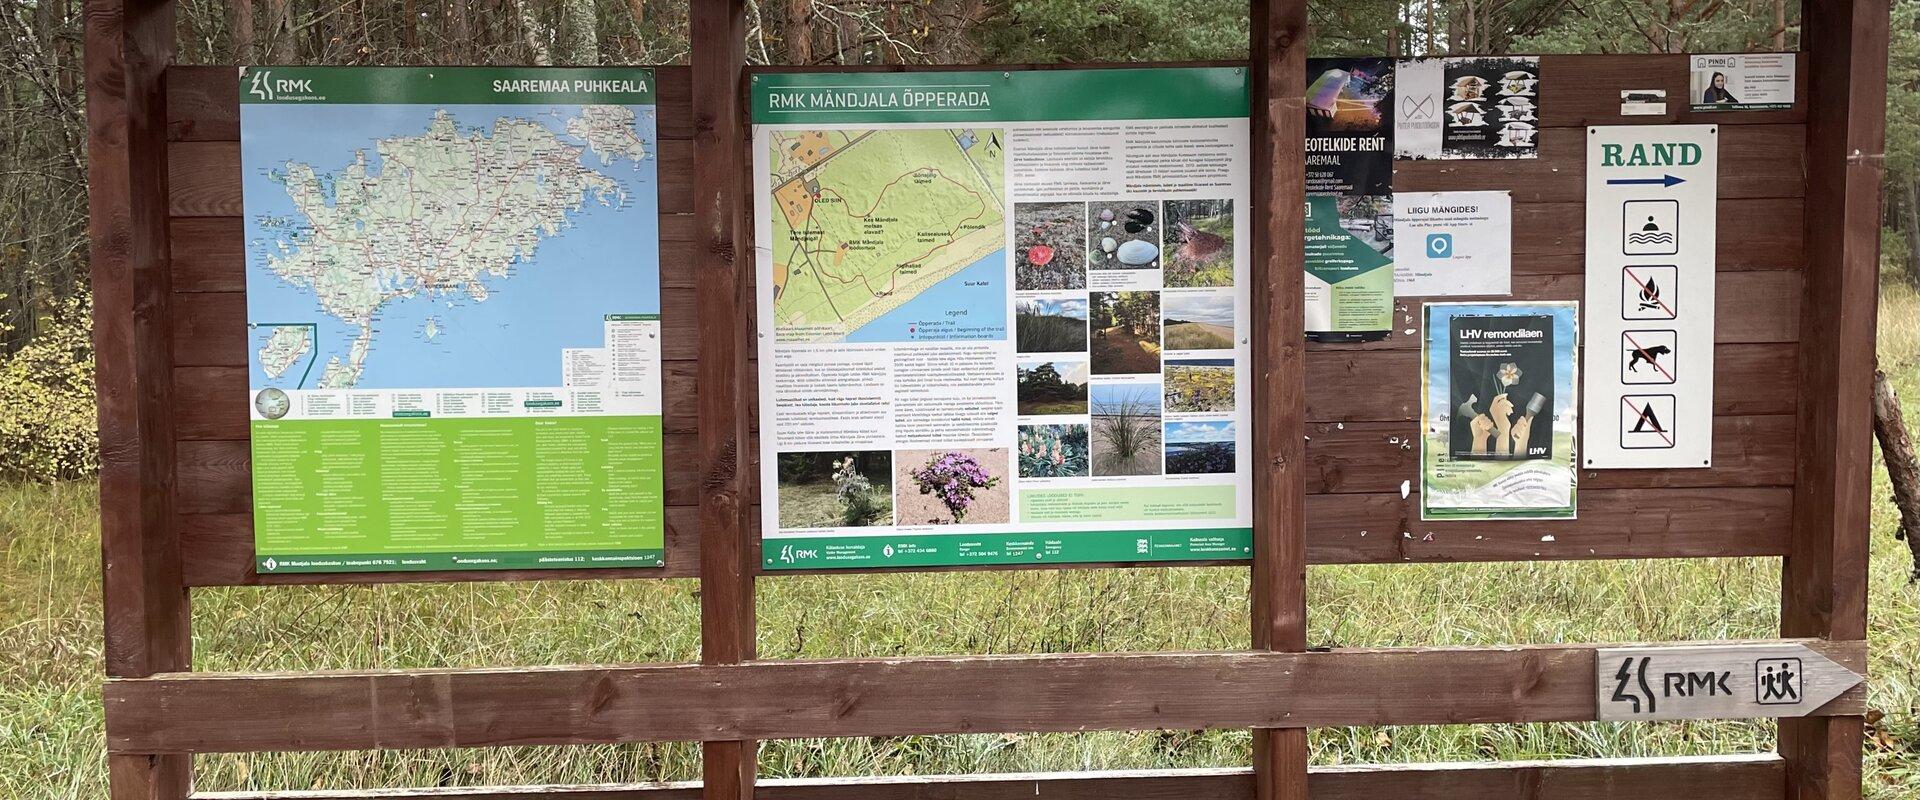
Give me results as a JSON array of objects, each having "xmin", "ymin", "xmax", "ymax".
[
  {"xmin": 1421, "ymin": 302, "xmax": 1578, "ymax": 520},
  {"xmin": 1690, "ymin": 53, "xmax": 1795, "ymax": 111},
  {"xmin": 240, "ymin": 67, "xmax": 666, "ymax": 573},
  {"xmin": 1305, "ymin": 57, "xmax": 1395, "ymax": 342},
  {"xmin": 752, "ymin": 68, "xmax": 1253, "ymax": 569}
]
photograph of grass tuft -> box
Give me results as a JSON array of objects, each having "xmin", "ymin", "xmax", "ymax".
[
  {"xmin": 1163, "ymin": 358, "xmax": 1234, "ymax": 412},
  {"xmin": 1015, "ymin": 297, "xmax": 1089, "ymax": 353},
  {"xmin": 776, "ymin": 451, "xmax": 893, "ymax": 529},
  {"xmin": 1164, "ymin": 420, "xmax": 1236, "ymax": 474},
  {"xmin": 1014, "ymin": 202, "xmax": 1087, "ymax": 290},
  {"xmin": 1018, "ymin": 358, "xmax": 1090, "ymax": 415},
  {"xmin": 1162, "ymin": 292, "xmax": 1235, "ymax": 350},
  {"xmin": 1090, "ymin": 291, "xmax": 1162, "ymax": 374},
  {"xmin": 1164, "ymin": 199, "xmax": 1234, "ymax": 287},
  {"xmin": 1090, "ymin": 382, "xmax": 1163, "ymax": 476}
]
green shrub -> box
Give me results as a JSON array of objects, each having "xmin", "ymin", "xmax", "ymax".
[{"xmin": 0, "ymin": 293, "xmax": 97, "ymax": 482}]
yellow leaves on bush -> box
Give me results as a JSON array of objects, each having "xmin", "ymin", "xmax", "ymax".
[{"xmin": 0, "ymin": 293, "xmax": 97, "ymax": 481}]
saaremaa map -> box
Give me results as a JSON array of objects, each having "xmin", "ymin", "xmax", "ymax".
[
  {"xmin": 768, "ymin": 127, "xmax": 1005, "ymax": 342},
  {"xmin": 244, "ymin": 102, "xmax": 659, "ymax": 390}
]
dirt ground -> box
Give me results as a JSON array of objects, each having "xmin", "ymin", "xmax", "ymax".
[
  {"xmin": 892, "ymin": 448, "xmax": 1012, "ymax": 525},
  {"xmin": 1092, "ymin": 326, "xmax": 1163, "ymax": 374}
]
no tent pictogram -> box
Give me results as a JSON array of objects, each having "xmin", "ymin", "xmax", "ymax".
[{"xmin": 1621, "ymin": 394, "xmax": 1677, "ymax": 449}]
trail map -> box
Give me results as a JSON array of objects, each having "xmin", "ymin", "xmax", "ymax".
[{"xmin": 768, "ymin": 128, "xmax": 1005, "ymax": 342}]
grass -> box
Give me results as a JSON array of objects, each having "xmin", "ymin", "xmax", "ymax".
[
  {"xmin": 1015, "ymin": 311, "xmax": 1088, "ymax": 353},
  {"xmin": 776, "ymin": 479, "xmax": 892, "ymax": 528},
  {"xmin": 5, "ymin": 291, "xmax": 1920, "ymax": 797}
]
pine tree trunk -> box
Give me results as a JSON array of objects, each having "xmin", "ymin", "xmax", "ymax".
[
  {"xmin": 232, "ymin": 0, "xmax": 255, "ymax": 62},
  {"xmin": 561, "ymin": 0, "xmax": 599, "ymax": 64},
  {"xmin": 785, "ymin": 0, "xmax": 812, "ymax": 65},
  {"xmin": 1872, "ymin": 369, "xmax": 1920, "ymax": 582}
]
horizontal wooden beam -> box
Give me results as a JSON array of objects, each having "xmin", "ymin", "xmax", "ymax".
[
  {"xmin": 188, "ymin": 756, "xmax": 1788, "ymax": 800},
  {"xmin": 106, "ymin": 642, "xmax": 1862, "ymax": 754}
]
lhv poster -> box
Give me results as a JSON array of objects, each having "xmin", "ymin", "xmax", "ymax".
[
  {"xmin": 751, "ymin": 68, "xmax": 1253, "ymax": 569},
  {"xmin": 240, "ymin": 67, "xmax": 667, "ymax": 573},
  {"xmin": 1421, "ymin": 302, "xmax": 1579, "ymax": 520}
]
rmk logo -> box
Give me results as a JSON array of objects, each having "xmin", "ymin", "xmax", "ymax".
[
  {"xmin": 777, "ymin": 544, "xmax": 820, "ymax": 564},
  {"xmin": 1610, "ymin": 655, "xmax": 1736, "ymax": 715},
  {"xmin": 248, "ymin": 70, "xmax": 313, "ymax": 101}
]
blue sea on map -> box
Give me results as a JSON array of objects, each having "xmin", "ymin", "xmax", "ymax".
[
  {"xmin": 241, "ymin": 103, "xmax": 660, "ymax": 391},
  {"xmin": 844, "ymin": 251, "xmax": 1008, "ymax": 344}
]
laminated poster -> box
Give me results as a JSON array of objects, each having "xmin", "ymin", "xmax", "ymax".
[
  {"xmin": 1421, "ymin": 302, "xmax": 1579, "ymax": 520},
  {"xmin": 1690, "ymin": 53, "xmax": 1795, "ymax": 111},
  {"xmin": 1305, "ymin": 57, "xmax": 1395, "ymax": 342},
  {"xmin": 751, "ymin": 68, "xmax": 1253, "ymax": 569},
  {"xmin": 1395, "ymin": 56, "xmax": 1541, "ymax": 159},
  {"xmin": 240, "ymin": 67, "xmax": 668, "ymax": 573}
]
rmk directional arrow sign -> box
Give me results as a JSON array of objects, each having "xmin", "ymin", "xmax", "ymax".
[{"xmin": 1596, "ymin": 642, "xmax": 1865, "ymax": 721}]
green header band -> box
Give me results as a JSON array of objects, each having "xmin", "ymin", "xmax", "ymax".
[
  {"xmin": 238, "ymin": 66, "xmax": 656, "ymax": 105},
  {"xmin": 751, "ymin": 67, "xmax": 1250, "ymax": 124}
]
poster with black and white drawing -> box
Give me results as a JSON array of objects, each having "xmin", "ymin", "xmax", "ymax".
[
  {"xmin": 1396, "ymin": 56, "xmax": 1540, "ymax": 160},
  {"xmin": 1421, "ymin": 302, "xmax": 1577, "ymax": 520}
]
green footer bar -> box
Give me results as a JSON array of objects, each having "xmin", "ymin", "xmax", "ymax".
[
  {"xmin": 256, "ymin": 548, "xmax": 665, "ymax": 573},
  {"xmin": 762, "ymin": 528, "xmax": 1252, "ymax": 569}
]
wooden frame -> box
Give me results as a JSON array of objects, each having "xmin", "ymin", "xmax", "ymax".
[{"xmin": 81, "ymin": 0, "xmax": 1888, "ymax": 798}]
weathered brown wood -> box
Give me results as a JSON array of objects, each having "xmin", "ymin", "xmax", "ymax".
[
  {"xmin": 164, "ymin": 66, "xmax": 697, "ymax": 143},
  {"xmin": 1249, "ymin": 3, "xmax": 1309, "ymax": 800},
  {"xmin": 1782, "ymin": 1, "xmax": 1887, "ymax": 797},
  {"xmin": 185, "ymin": 756, "xmax": 1788, "ymax": 800},
  {"xmin": 1396, "ymin": 124, "xmax": 1805, "ymax": 203},
  {"xmin": 166, "ymin": 138, "xmax": 695, "ymax": 218},
  {"xmin": 88, "ymin": 0, "xmax": 191, "ymax": 795},
  {"xmin": 692, "ymin": 5, "xmax": 756, "ymax": 800},
  {"xmin": 101, "ymin": 640, "xmax": 1865, "ymax": 754}
]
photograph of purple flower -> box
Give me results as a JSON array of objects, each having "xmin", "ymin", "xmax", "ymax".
[{"xmin": 895, "ymin": 448, "xmax": 1009, "ymax": 525}]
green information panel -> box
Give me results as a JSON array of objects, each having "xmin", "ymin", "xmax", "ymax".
[
  {"xmin": 752, "ymin": 68, "xmax": 1254, "ymax": 569},
  {"xmin": 240, "ymin": 67, "xmax": 667, "ymax": 573}
]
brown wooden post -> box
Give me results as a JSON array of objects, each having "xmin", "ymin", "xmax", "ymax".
[
  {"xmin": 86, "ymin": 0, "xmax": 191, "ymax": 794},
  {"xmin": 693, "ymin": 2, "xmax": 757, "ymax": 800},
  {"xmin": 1783, "ymin": 0, "xmax": 1887, "ymax": 797},
  {"xmin": 1249, "ymin": 1, "xmax": 1309, "ymax": 799}
]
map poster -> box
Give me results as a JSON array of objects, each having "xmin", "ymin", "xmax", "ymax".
[
  {"xmin": 751, "ymin": 68, "xmax": 1253, "ymax": 570},
  {"xmin": 1421, "ymin": 302, "xmax": 1579, "ymax": 520},
  {"xmin": 240, "ymin": 67, "xmax": 667, "ymax": 574},
  {"xmin": 1395, "ymin": 56, "xmax": 1540, "ymax": 160}
]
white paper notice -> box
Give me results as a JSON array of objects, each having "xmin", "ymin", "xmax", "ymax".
[
  {"xmin": 1391, "ymin": 190, "xmax": 1511, "ymax": 296},
  {"xmin": 1581, "ymin": 125, "xmax": 1718, "ymax": 469}
]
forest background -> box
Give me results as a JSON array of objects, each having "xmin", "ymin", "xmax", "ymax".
[{"xmin": 2, "ymin": 1, "xmax": 1919, "ymax": 798}]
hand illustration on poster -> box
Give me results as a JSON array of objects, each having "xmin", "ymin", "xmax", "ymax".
[{"xmin": 1421, "ymin": 302, "xmax": 1579, "ymax": 520}]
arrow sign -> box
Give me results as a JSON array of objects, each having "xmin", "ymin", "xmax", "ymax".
[
  {"xmin": 1596, "ymin": 642, "xmax": 1864, "ymax": 721},
  {"xmin": 1606, "ymin": 174, "xmax": 1686, "ymax": 187}
]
